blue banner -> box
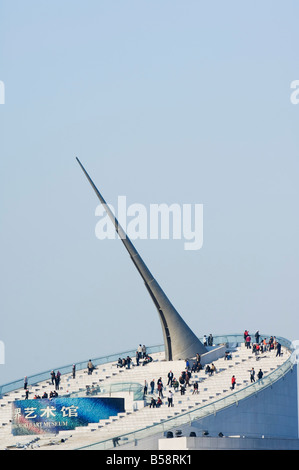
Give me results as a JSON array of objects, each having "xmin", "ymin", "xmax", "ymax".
[{"xmin": 12, "ymin": 397, "xmax": 125, "ymax": 435}]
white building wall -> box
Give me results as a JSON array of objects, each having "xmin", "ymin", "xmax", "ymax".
[{"xmin": 158, "ymin": 436, "xmax": 299, "ymax": 450}]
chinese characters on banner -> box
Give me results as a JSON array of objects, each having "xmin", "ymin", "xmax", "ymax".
[{"xmin": 12, "ymin": 397, "xmax": 125, "ymax": 435}]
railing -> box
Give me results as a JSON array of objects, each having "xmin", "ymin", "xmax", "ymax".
[
  {"xmin": 76, "ymin": 334, "xmax": 295, "ymax": 450},
  {"xmin": 70, "ymin": 382, "xmax": 145, "ymax": 401},
  {"xmin": 0, "ymin": 334, "xmax": 293, "ymax": 398},
  {"xmin": 0, "ymin": 344, "xmax": 164, "ymax": 398}
]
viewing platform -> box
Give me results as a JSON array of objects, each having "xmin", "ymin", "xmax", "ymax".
[{"xmin": 0, "ymin": 334, "xmax": 296, "ymax": 450}]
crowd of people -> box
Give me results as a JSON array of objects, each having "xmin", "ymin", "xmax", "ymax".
[
  {"xmin": 23, "ymin": 369, "xmax": 63, "ymax": 400},
  {"xmin": 24, "ymin": 387, "xmax": 59, "ymax": 400},
  {"xmin": 146, "ymin": 329, "xmax": 282, "ymax": 408},
  {"xmin": 203, "ymin": 334, "xmax": 214, "ymax": 347},
  {"xmin": 116, "ymin": 345, "xmax": 153, "ymax": 370},
  {"xmin": 243, "ymin": 330, "xmax": 282, "ymax": 357},
  {"xmin": 31, "ymin": 390, "xmax": 59, "ymax": 400},
  {"xmin": 50, "ymin": 370, "xmax": 62, "ymax": 390},
  {"xmin": 146, "ymin": 361, "xmax": 202, "ymax": 407},
  {"xmin": 229, "ymin": 329, "xmax": 281, "ymax": 391},
  {"xmin": 22, "ymin": 331, "xmax": 282, "ymax": 405}
]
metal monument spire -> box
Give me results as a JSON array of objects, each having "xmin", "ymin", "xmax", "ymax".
[{"xmin": 76, "ymin": 158, "xmax": 207, "ymax": 360}]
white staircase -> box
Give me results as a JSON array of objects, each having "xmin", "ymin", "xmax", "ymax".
[{"xmin": 0, "ymin": 344, "xmax": 290, "ymax": 450}]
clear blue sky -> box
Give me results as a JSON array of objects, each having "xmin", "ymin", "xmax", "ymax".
[{"xmin": 0, "ymin": 0, "xmax": 299, "ymax": 385}]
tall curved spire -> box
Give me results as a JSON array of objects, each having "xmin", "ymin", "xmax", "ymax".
[{"xmin": 76, "ymin": 158, "xmax": 207, "ymax": 360}]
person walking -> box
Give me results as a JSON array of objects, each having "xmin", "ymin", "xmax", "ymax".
[
  {"xmin": 50, "ymin": 370, "xmax": 55, "ymax": 385},
  {"xmin": 168, "ymin": 390, "xmax": 174, "ymax": 407},
  {"xmin": 126, "ymin": 356, "xmax": 132, "ymax": 369},
  {"xmin": 255, "ymin": 330, "xmax": 260, "ymax": 344},
  {"xmin": 167, "ymin": 370, "xmax": 174, "ymax": 387},
  {"xmin": 56, "ymin": 370, "xmax": 61, "ymax": 387},
  {"xmin": 135, "ymin": 351, "xmax": 140, "ymax": 366},
  {"xmin": 157, "ymin": 380, "xmax": 164, "ymax": 398},
  {"xmin": 276, "ymin": 342, "xmax": 282, "ymax": 357},
  {"xmin": 250, "ymin": 368, "xmax": 255, "ymax": 383},
  {"xmin": 231, "ymin": 375, "xmax": 236, "ymax": 390},
  {"xmin": 54, "ymin": 374, "xmax": 60, "ymax": 391},
  {"xmin": 137, "ymin": 344, "xmax": 142, "ymax": 359},
  {"xmin": 87, "ymin": 360, "xmax": 94, "ymax": 375}
]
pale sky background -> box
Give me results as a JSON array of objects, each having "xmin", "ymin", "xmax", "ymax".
[{"xmin": 0, "ymin": 0, "xmax": 299, "ymax": 385}]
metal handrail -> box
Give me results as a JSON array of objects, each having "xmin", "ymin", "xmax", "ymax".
[
  {"xmin": 1, "ymin": 334, "xmax": 292, "ymax": 397},
  {"xmin": 0, "ymin": 344, "xmax": 164, "ymax": 397},
  {"xmin": 69, "ymin": 381, "xmax": 145, "ymax": 401}
]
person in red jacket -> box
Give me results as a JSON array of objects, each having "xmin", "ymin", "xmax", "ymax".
[{"xmin": 231, "ymin": 375, "xmax": 236, "ymax": 390}]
